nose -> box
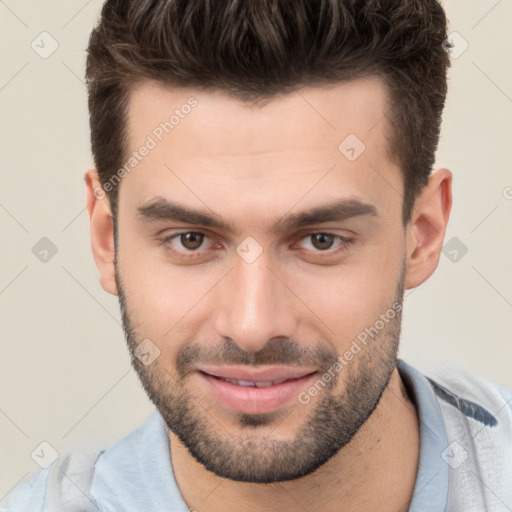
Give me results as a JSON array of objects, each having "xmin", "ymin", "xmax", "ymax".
[{"xmin": 213, "ymin": 253, "xmax": 297, "ymax": 352}]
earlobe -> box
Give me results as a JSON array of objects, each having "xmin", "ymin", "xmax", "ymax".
[
  {"xmin": 84, "ymin": 169, "xmax": 118, "ymax": 296},
  {"xmin": 404, "ymin": 168, "xmax": 452, "ymax": 289}
]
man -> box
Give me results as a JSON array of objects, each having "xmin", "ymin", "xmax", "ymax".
[{"xmin": 4, "ymin": 0, "xmax": 511, "ymax": 511}]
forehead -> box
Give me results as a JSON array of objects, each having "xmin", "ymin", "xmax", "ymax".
[
  {"xmin": 126, "ymin": 77, "xmax": 391, "ymax": 157},
  {"xmin": 120, "ymin": 77, "xmax": 401, "ymax": 226}
]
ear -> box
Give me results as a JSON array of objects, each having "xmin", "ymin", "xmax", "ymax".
[
  {"xmin": 84, "ymin": 169, "xmax": 118, "ymax": 296},
  {"xmin": 405, "ymin": 168, "xmax": 452, "ymax": 289}
]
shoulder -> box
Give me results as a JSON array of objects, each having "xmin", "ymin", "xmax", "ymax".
[
  {"xmin": 1, "ymin": 411, "xmax": 161, "ymax": 512},
  {"xmin": 423, "ymin": 360, "xmax": 512, "ymax": 420},
  {"xmin": 1, "ymin": 447, "xmax": 104, "ymax": 512},
  {"xmin": 397, "ymin": 358, "xmax": 512, "ymax": 436},
  {"xmin": 1, "ymin": 467, "xmax": 50, "ymax": 512},
  {"xmin": 414, "ymin": 362, "xmax": 512, "ymax": 509}
]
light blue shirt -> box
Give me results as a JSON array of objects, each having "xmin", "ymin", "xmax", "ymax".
[{"xmin": 3, "ymin": 360, "xmax": 451, "ymax": 511}]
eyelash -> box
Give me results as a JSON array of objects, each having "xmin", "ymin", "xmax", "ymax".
[{"xmin": 156, "ymin": 231, "xmax": 355, "ymax": 261}]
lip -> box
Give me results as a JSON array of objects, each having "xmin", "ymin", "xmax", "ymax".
[
  {"xmin": 196, "ymin": 366, "xmax": 318, "ymax": 415},
  {"xmin": 197, "ymin": 365, "xmax": 316, "ymax": 383}
]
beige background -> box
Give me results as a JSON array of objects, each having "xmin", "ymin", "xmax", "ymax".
[{"xmin": 1, "ymin": 0, "xmax": 511, "ymax": 500}]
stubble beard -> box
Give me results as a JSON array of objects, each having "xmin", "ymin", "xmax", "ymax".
[{"xmin": 114, "ymin": 261, "xmax": 405, "ymax": 483}]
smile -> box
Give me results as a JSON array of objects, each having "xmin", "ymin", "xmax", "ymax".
[
  {"xmin": 196, "ymin": 367, "xmax": 318, "ymax": 415},
  {"xmin": 219, "ymin": 377, "xmax": 295, "ymax": 387}
]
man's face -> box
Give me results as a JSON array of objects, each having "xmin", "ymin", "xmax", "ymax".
[{"xmin": 114, "ymin": 77, "xmax": 408, "ymax": 482}]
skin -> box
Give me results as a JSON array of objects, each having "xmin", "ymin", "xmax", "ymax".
[{"xmin": 85, "ymin": 77, "xmax": 452, "ymax": 511}]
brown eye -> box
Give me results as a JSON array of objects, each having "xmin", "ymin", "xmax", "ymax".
[
  {"xmin": 180, "ymin": 232, "xmax": 204, "ymax": 250},
  {"xmin": 310, "ymin": 233, "xmax": 335, "ymax": 250}
]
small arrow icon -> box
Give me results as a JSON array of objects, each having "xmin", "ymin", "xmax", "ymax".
[
  {"xmin": 442, "ymin": 236, "xmax": 468, "ymax": 263},
  {"xmin": 31, "ymin": 31, "xmax": 59, "ymax": 59},
  {"xmin": 236, "ymin": 237, "xmax": 263, "ymax": 263},
  {"xmin": 31, "ymin": 441, "xmax": 58, "ymax": 468},
  {"xmin": 32, "ymin": 237, "xmax": 58, "ymax": 263},
  {"xmin": 443, "ymin": 32, "xmax": 469, "ymax": 59},
  {"xmin": 441, "ymin": 441, "xmax": 468, "ymax": 469},
  {"xmin": 134, "ymin": 339, "xmax": 160, "ymax": 365},
  {"xmin": 338, "ymin": 134, "xmax": 365, "ymax": 161}
]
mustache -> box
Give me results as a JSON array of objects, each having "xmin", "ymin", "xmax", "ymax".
[{"xmin": 175, "ymin": 337, "xmax": 339, "ymax": 378}]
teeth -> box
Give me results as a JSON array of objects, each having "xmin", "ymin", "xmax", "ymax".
[
  {"xmin": 236, "ymin": 380, "xmax": 256, "ymax": 387},
  {"xmin": 255, "ymin": 381, "xmax": 274, "ymax": 388},
  {"xmin": 222, "ymin": 378, "xmax": 288, "ymax": 387}
]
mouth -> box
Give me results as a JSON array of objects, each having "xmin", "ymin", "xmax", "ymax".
[
  {"xmin": 196, "ymin": 366, "xmax": 318, "ymax": 415},
  {"xmin": 213, "ymin": 376, "xmax": 300, "ymax": 388}
]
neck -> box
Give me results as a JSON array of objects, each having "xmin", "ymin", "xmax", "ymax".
[{"xmin": 169, "ymin": 368, "xmax": 420, "ymax": 512}]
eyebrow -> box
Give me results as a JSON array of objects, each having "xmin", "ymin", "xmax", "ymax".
[{"xmin": 136, "ymin": 196, "xmax": 378, "ymax": 233}]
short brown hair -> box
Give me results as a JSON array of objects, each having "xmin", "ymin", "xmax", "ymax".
[{"xmin": 86, "ymin": 0, "xmax": 450, "ymax": 223}]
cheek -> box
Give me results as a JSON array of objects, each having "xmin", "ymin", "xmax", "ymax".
[
  {"xmin": 117, "ymin": 241, "xmax": 225, "ymax": 338},
  {"xmin": 287, "ymin": 244, "xmax": 404, "ymax": 342}
]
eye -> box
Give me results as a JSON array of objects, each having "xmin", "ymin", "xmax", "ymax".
[
  {"xmin": 176, "ymin": 232, "xmax": 205, "ymax": 251},
  {"xmin": 308, "ymin": 233, "xmax": 336, "ymax": 250},
  {"xmin": 297, "ymin": 233, "xmax": 353, "ymax": 252},
  {"xmin": 158, "ymin": 231, "xmax": 214, "ymax": 255}
]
